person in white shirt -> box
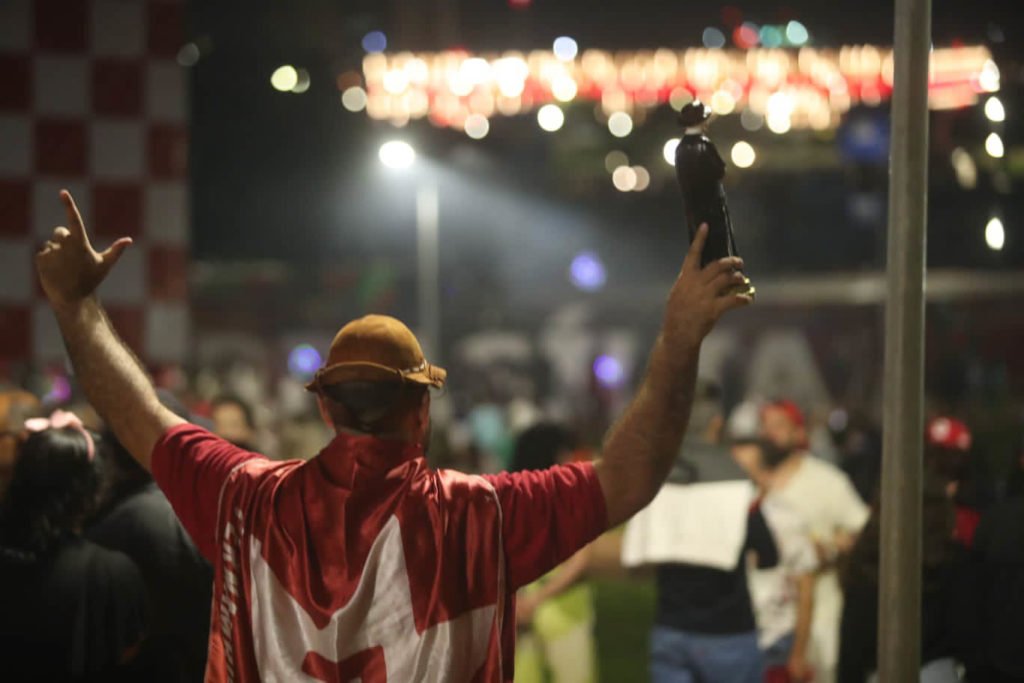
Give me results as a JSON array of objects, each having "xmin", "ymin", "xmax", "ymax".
[
  {"xmin": 758, "ymin": 400, "xmax": 869, "ymax": 683},
  {"xmin": 728, "ymin": 401, "xmax": 818, "ymax": 682}
]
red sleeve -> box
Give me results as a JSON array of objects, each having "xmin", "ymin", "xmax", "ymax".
[
  {"xmin": 483, "ymin": 462, "xmax": 608, "ymax": 590},
  {"xmin": 150, "ymin": 423, "xmax": 261, "ymax": 561}
]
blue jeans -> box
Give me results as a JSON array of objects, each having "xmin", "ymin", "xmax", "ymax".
[
  {"xmin": 650, "ymin": 625, "xmax": 764, "ymax": 683},
  {"xmin": 762, "ymin": 632, "xmax": 795, "ymax": 669}
]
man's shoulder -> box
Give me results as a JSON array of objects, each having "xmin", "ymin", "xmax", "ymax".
[{"xmin": 796, "ymin": 452, "xmax": 850, "ymax": 485}]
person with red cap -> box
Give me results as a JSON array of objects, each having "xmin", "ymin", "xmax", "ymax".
[
  {"xmin": 757, "ymin": 399, "xmax": 869, "ymax": 683},
  {"xmin": 34, "ymin": 191, "xmax": 751, "ymax": 682},
  {"xmin": 923, "ymin": 416, "xmax": 979, "ymax": 547}
]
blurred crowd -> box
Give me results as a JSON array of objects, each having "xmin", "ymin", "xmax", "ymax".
[{"xmin": 0, "ymin": 360, "xmax": 1022, "ymax": 682}]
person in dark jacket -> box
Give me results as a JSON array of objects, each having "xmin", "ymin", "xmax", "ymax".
[
  {"xmin": 88, "ymin": 391, "xmax": 213, "ymax": 682},
  {"xmin": 964, "ymin": 448, "xmax": 1024, "ymax": 681},
  {"xmin": 838, "ymin": 474, "xmax": 969, "ymax": 683},
  {"xmin": 0, "ymin": 411, "xmax": 147, "ymax": 680}
]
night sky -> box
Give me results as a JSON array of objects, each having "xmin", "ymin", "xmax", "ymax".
[{"xmin": 186, "ymin": 0, "xmax": 1022, "ymax": 285}]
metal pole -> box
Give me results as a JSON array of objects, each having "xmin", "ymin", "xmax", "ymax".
[
  {"xmin": 416, "ymin": 182, "xmax": 440, "ymax": 362},
  {"xmin": 879, "ymin": 0, "xmax": 931, "ymax": 677}
]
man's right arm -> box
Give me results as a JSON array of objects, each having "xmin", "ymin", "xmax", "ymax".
[
  {"xmin": 37, "ymin": 191, "xmax": 181, "ymax": 468},
  {"xmin": 595, "ymin": 225, "xmax": 751, "ymax": 527}
]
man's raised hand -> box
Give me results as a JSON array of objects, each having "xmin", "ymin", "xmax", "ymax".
[
  {"xmin": 36, "ymin": 190, "xmax": 132, "ymax": 310},
  {"xmin": 662, "ymin": 223, "xmax": 752, "ymax": 349}
]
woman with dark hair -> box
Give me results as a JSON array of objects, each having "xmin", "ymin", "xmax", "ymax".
[{"xmin": 0, "ymin": 411, "xmax": 148, "ymax": 680}]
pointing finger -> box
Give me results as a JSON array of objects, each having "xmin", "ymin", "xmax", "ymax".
[{"xmin": 60, "ymin": 190, "xmax": 88, "ymax": 243}]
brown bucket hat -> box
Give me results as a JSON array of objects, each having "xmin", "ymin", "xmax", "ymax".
[{"xmin": 305, "ymin": 315, "xmax": 447, "ymax": 393}]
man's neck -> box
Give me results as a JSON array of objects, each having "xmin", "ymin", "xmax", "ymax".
[{"xmin": 684, "ymin": 126, "xmax": 704, "ymax": 136}]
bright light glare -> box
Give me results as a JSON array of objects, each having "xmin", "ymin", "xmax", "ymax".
[
  {"xmin": 464, "ymin": 114, "xmax": 490, "ymax": 139},
  {"xmin": 553, "ymin": 37, "xmax": 579, "ymax": 61},
  {"xmin": 382, "ymin": 70, "xmax": 409, "ymax": 94},
  {"xmin": 612, "ymin": 165, "xmax": 637, "ymax": 191},
  {"xmin": 786, "ymin": 21, "xmax": 809, "ymax": 45},
  {"xmin": 985, "ymin": 217, "xmax": 1005, "ymax": 251},
  {"xmin": 978, "ymin": 60, "xmax": 1000, "ymax": 92},
  {"xmin": 984, "ymin": 96, "xmax": 1005, "ymax": 122},
  {"xmin": 271, "ymin": 65, "xmax": 299, "ymax": 92},
  {"xmin": 341, "ymin": 86, "xmax": 368, "ymax": 112},
  {"xmin": 730, "ymin": 141, "xmax": 756, "ymax": 168},
  {"xmin": 985, "ymin": 132, "xmax": 1004, "ymax": 158},
  {"xmin": 379, "ymin": 140, "xmax": 416, "ymax": 169},
  {"xmin": 608, "ymin": 111, "xmax": 633, "ymax": 137},
  {"xmin": 551, "ymin": 76, "xmax": 578, "ymax": 102},
  {"xmin": 663, "ymin": 138, "xmax": 680, "ymax": 166},
  {"xmin": 537, "ymin": 104, "xmax": 565, "ymax": 132}
]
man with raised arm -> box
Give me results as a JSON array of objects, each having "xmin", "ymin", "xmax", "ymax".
[{"xmin": 35, "ymin": 190, "xmax": 751, "ymax": 682}]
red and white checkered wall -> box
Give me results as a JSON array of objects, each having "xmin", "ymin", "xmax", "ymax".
[{"xmin": 0, "ymin": 0, "xmax": 190, "ymax": 366}]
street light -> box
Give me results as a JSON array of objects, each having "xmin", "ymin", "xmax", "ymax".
[
  {"xmin": 378, "ymin": 141, "xmax": 440, "ymax": 360},
  {"xmin": 378, "ymin": 140, "xmax": 416, "ymax": 170}
]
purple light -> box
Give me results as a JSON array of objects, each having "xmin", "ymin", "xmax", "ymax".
[
  {"xmin": 593, "ymin": 355, "xmax": 625, "ymax": 388},
  {"xmin": 288, "ymin": 344, "xmax": 322, "ymax": 377},
  {"xmin": 44, "ymin": 374, "xmax": 72, "ymax": 404},
  {"xmin": 362, "ymin": 31, "xmax": 387, "ymax": 54},
  {"xmin": 570, "ymin": 252, "xmax": 607, "ymax": 291}
]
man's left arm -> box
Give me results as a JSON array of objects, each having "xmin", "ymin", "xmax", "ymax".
[{"xmin": 484, "ymin": 462, "xmax": 607, "ymax": 591}]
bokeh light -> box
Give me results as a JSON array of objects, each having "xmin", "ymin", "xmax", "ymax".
[
  {"xmin": 288, "ymin": 344, "xmax": 323, "ymax": 377},
  {"xmin": 605, "ymin": 150, "xmax": 628, "ymax": 173},
  {"xmin": 379, "ymin": 140, "xmax": 416, "ymax": 169},
  {"xmin": 663, "ymin": 138, "xmax": 680, "ymax": 166},
  {"xmin": 633, "ymin": 166, "xmax": 651, "ymax": 191},
  {"xmin": 553, "ymin": 37, "xmax": 579, "ymax": 61},
  {"xmin": 341, "ymin": 86, "xmax": 368, "ymax": 112},
  {"xmin": 759, "ymin": 25, "xmax": 784, "ymax": 48},
  {"xmin": 985, "ymin": 132, "xmax": 1004, "ymax": 158},
  {"xmin": 271, "ymin": 65, "xmax": 299, "ymax": 92},
  {"xmin": 951, "ymin": 148, "xmax": 977, "ymax": 189},
  {"xmin": 608, "ymin": 111, "xmax": 633, "ymax": 137},
  {"xmin": 176, "ymin": 43, "xmax": 200, "ymax": 67},
  {"xmin": 985, "ymin": 217, "xmax": 1005, "ymax": 251},
  {"xmin": 464, "ymin": 114, "xmax": 490, "ymax": 139},
  {"xmin": 291, "ymin": 68, "xmax": 310, "ymax": 93},
  {"xmin": 362, "ymin": 31, "xmax": 387, "ymax": 54},
  {"xmin": 593, "ymin": 355, "xmax": 626, "ymax": 389},
  {"xmin": 984, "ymin": 96, "xmax": 1005, "ymax": 122},
  {"xmin": 537, "ymin": 104, "xmax": 565, "ymax": 132},
  {"xmin": 702, "ymin": 27, "xmax": 726, "ymax": 49},
  {"xmin": 785, "ymin": 21, "xmax": 809, "ymax": 46},
  {"xmin": 741, "ymin": 109, "xmax": 764, "ymax": 131},
  {"xmin": 570, "ymin": 252, "xmax": 607, "ymax": 291},
  {"xmin": 730, "ymin": 141, "xmax": 756, "ymax": 168},
  {"xmin": 612, "ymin": 166, "xmax": 637, "ymax": 191}
]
